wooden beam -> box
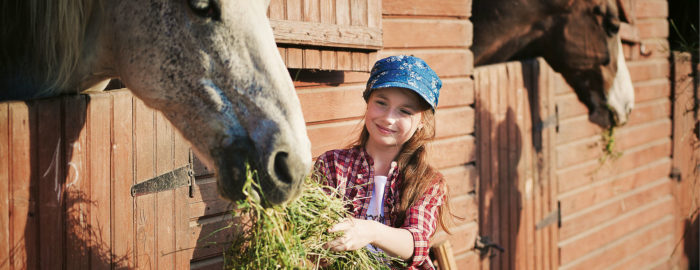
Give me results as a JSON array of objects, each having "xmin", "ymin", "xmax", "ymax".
[{"xmin": 271, "ymin": 19, "xmax": 382, "ymax": 50}]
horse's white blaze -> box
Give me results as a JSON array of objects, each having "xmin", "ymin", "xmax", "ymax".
[{"xmin": 606, "ymin": 37, "xmax": 635, "ymax": 125}]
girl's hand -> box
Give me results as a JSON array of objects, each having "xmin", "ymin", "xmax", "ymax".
[{"xmin": 323, "ymin": 218, "xmax": 377, "ymax": 251}]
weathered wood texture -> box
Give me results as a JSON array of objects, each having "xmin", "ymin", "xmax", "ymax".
[
  {"xmin": 0, "ymin": 90, "xmax": 191, "ymax": 269},
  {"xmin": 270, "ymin": 0, "xmax": 382, "ymax": 71},
  {"xmin": 556, "ymin": 1, "xmax": 678, "ymax": 269},
  {"xmin": 669, "ymin": 52, "xmax": 700, "ymax": 270},
  {"xmin": 475, "ymin": 59, "xmax": 559, "ymax": 270}
]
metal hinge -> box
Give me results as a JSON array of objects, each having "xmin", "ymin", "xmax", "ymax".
[
  {"xmin": 131, "ymin": 165, "xmax": 194, "ymax": 197},
  {"xmin": 670, "ymin": 167, "xmax": 682, "ymax": 182},
  {"xmin": 475, "ymin": 236, "xmax": 505, "ymax": 257},
  {"xmin": 535, "ymin": 202, "xmax": 560, "ymax": 230},
  {"xmin": 536, "ymin": 105, "xmax": 559, "ymax": 132}
]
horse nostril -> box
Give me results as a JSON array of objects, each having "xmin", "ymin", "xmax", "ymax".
[{"xmin": 273, "ymin": 152, "xmax": 294, "ymax": 184}]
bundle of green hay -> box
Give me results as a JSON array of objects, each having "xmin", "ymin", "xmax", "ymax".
[{"xmin": 223, "ymin": 166, "xmax": 405, "ymax": 269}]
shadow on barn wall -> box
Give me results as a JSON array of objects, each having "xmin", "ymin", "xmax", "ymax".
[{"xmin": 1, "ymin": 96, "xmax": 129, "ymax": 269}]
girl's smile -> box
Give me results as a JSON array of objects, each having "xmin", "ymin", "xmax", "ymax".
[{"xmin": 364, "ymin": 87, "xmax": 423, "ymax": 150}]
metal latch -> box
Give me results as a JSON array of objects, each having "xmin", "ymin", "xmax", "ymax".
[
  {"xmin": 536, "ymin": 206, "xmax": 560, "ymax": 230},
  {"xmin": 131, "ymin": 165, "xmax": 194, "ymax": 197},
  {"xmin": 671, "ymin": 167, "xmax": 682, "ymax": 182},
  {"xmin": 475, "ymin": 236, "xmax": 504, "ymax": 257}
]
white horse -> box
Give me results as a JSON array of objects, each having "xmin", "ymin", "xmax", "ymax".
[{"xmin": 0, "ymin": 0, "xmax": 312, "ymax": 205}]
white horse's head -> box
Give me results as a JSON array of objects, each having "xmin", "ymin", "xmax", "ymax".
[{"xmin": 109, "ymin": 0, "xmax": 311, "ymax": 204}]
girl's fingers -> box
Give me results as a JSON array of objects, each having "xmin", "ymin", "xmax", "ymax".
[{"xmin": 328, "ymin": 218, "xmax": 351, "ymax": 232}]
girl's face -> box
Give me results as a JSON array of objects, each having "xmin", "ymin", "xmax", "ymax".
[{"xmin": 365, "ymin": 87, "xmax": 423, "ymax": 149}]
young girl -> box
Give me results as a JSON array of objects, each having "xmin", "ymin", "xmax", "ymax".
[{"xmin": 314, "ymin": 55, "xmax": 451, "ymax": 269}]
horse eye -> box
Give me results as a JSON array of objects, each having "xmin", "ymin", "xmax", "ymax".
[
  {"xmin": 188, "ymin": 0, "xmax": 221, "ymax": 21},
  {"xmin": 605, "ymin": 16, "xmax": 620, "ymax": 35},
  {"xmin": 592, "ymin": 6, "xmax": 604, "ymax": 16}
]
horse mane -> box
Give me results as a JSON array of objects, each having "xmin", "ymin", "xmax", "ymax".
[{"xmin": 0, "ymin": 0, "xmax": 100, "ymax": 96}]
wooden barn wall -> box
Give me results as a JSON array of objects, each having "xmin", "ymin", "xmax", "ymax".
[
  {"xmin": 556, "ymin": 1, "xmax": 675, "ymax": 269},
  {"xmin": 0, "ymin": 90, "xmax": 192, "ymax": 269}
]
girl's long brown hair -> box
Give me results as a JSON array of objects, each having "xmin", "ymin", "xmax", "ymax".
[{"xmin": 352, "ymin": 99, "xmax": 454, "ymax": 233}]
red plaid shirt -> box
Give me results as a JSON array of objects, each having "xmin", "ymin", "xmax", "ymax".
[{"xmin": 313, "ymin": 146, "xmax": 445, "ymax": 270}]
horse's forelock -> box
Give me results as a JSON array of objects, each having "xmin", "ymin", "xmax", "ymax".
[{"xmin": 0, "ymin": 0, "xmax": 100, "ymax": 96}]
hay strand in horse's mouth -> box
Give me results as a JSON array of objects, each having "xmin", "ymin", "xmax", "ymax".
[{"xmin": 222, "ymin": 164, "xmax": 405, "ymax": 269}]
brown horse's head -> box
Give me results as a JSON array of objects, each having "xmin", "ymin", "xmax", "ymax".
[
  {"xmin": 472, "ymin": 0, "xmax": 635, "ymax": 128},
  {"xmin": 543, "ymin": 0, "xmax": 634, "ymax": 127}
]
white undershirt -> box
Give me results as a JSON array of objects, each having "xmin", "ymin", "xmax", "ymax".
[
  {"xmin": 366, "ymin": 175, "xmax": 388, "ymax": 222},
  {"xmin": 365, "ymin": 175, "xmax": 388, "ymax": 254}
]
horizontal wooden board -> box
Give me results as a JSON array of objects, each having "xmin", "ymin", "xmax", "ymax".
[
  {"xmin": 627, "ymin": 59, "xmax": 670, "ymax": 82},
  {"xmin": 636, "ymin": 19, "xmax": 670, "ymax": 39},
  {"xmin": 559, "ymin": 196, "xmax": 673, "ymax": 265},
  {"xmin": 556, "ymin": 120, "xmax": 671, "ymax": 169},
  {"xmin": 427, "ymin": 135, "xmax": 476, "ymax": 169},
  {"xmin": 383, "ymin": 0, "xmax": 471, "ymax": 17},
  {"xmin": 558, "ymin": 158, "xmax": 671, "ymax": 216},
  {"xmin": 433, "ymin": 222, "xmax": 479, "ymax": 255},
  {"xmin": 633, "ymin": 79, "xmax": 671, "ymax": 103},
  {"xmin": 561, "ymin": 217, "xmax": 673, "ymax": 270},
  {"xmin": 307, "ymin": 120, "xmax": 363, "ymax": 157},
  {"xmin": 379, "ymin": 49, "xmax": 474, "ymax": 77},
  {"xmin": 625, "ymin": 99, "xmax": 671, "ymax": 126},
  {"xmin": 560, "ymin": 180, "xmax": 672, "ymax": 241},
  {"xmin": 441, "ymin": 165, "xmax": 477, "ymax": 197},
  {"xmin": 383, "ymin": 19, "xmax": 472, "ymax": 48},
  {"xmin": 556, "ymin": 93, "xmax": 588, "ymax": 120},
  {"xmin": 298, "ymin": 85, "xmax": 366, "ymax": 123},
  {"xmin": 609, "ymin": 236, "xmax": 672, "ymax": 270},
  {"xmin": 557, "ymin": 143, "xmax": 671, "ymax": 193},
  {"xmin": 635, "ymin": 0, "xmax": 669, "ymax": 18}
]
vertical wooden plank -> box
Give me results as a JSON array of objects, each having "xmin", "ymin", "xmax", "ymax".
[
  {"xmin": 321, "ymin": 50, "xmax": 337, "ymax": 70},
  {"xmin": 525, "ymin": 61, "xmax": 537, "ymax": 270},
  {"xmin": 503, "ymin": 62, "xmax": 516, "ymax": 270},
  {"xmin": 337, "ymin": 51, "xmax": 353, "ymax": 70},
  {"xmin": 0, "ymin": 103, "xmax": 8, "ymax": 268},
  {"xmin": 173, "ymin": 129, "xmax": 191, "ymax": 268},
  {"xmin": 478, "ymin": 67, "xmax": 493, "ymax": 270},
  {"xmin": 111, "ymin": 91, "xmax": 135, "ymax": 268},
  {"xmin": 351, "ymin": 52, "xmax": 363, "ymax": 71},
  {"xmin": 303, "ymin": 0, "xmax": 320, "ymax": 22},
  {"xmin": 320, "ymin": 0, "xmax": 335, "ymax": 24},
  {"xmin": 87, "ymin": 94, "xmax": 113, "ymax": 269},
  {"xmin": 278, "ymin": 47, "xmax": 287, "ymax": 66},
  {"xmin": 287, "ymin": 48, "xmax": 304, "ymax": 69},
  {"xmin": 287, "ymin": 0, "xmax": 302, "ymax": 21},
  {"xmin": 37, "ymin": 99, "xmax": 64, "ymax": 269},
  {"xmin": 493, "ymin": 64, "xmax": 504, "ymax": 270},
  {"xmin": 304, "ymin": 49, "xmax": 322, "ymax": 69},
  {"xmin": 134, "ymin": 98, "xmax": 157, "ymax": 269},
  {"xmin": 350, "ymin": 0, "xmax": 368, "ymax": 26},
  {"xmin": 336, "ymin": 0, "xmax": 350, "ymax": 25},
  {"xmin": 64, "ymin": 95, "xmax": 89, "ymax": 269},
  {"xmin": 543, "ymin": 60, "xmax": 555, "ymax": 270},
  {"xmin": 268, "ymin": 0, "xmax": 285, "ymax": 20},
  {"xmin": 367, "ymin": 0, "xmax": 380, "ymax": 28},
  {"xmin": 156, "ymin": 111, "xmax": 175, "ymax": 270},
  {"xmin": 510, "ymin": 62, "xmax": 530, "ymax": 267},
  {"xmin": 9, "ymin": 101, "xmax": 37, "ymax": 270},
  {"xmin": 475, "ymin": 68, "xmax": 488, "ymax": 270},
  {"xmin": 511, "ymin": 62, "xmax": 523, "ymax": 270}
]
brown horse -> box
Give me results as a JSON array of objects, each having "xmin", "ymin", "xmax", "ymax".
[
  {"xmin": 472, "ymin": 0, "xmax": 634, "ymax": 128},
  {"xmin": 0, "ymin": 0, "xmax": 311, "ymax": 205}
]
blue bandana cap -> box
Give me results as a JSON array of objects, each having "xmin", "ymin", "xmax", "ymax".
[{"xmin": 363, "ymin": 55, "xmax": 442, "ymax": 110}]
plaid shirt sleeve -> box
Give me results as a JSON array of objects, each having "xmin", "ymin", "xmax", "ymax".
[{"xmin": 400, "ymin": 175, "xmax": 446, "ymax": 269}]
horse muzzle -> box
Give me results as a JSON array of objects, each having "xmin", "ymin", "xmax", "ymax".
[{"xmin": 212, "ymin": 136, "xmax": 306, "ymax": 205}]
